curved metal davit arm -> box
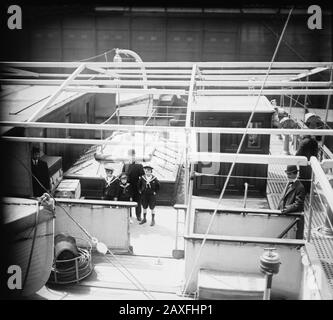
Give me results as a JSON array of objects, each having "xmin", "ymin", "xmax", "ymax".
[{"xmin": 114, "ymin": 48, "xmax": 148, "ymax": 89}]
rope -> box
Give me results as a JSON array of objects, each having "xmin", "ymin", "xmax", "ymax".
[
  {"xmin": 8, "ymin": 152, "xmax": 155, "ymax": 299},
  {"xmin": 48, "ymin": 248, "xmax": 92, "ymax": 284},
  {"xmin": 103, "ymin": 252, "xmax": 155, "ymax": 300},
  {"xmin": 181, "ymin": 7, "xmax": 295, "ymax": 296},
  {"xmin": 77, "ymin": 49, "xmax": 116, "ymax": 62}
]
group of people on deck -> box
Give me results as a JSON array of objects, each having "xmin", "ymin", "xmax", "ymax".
[
  {"xmin": 30, "ymin": 124, "xmax": 320, "ymax": 231},
  {"xmin": 102, "ymin": 149, "xmax": 160, "ymax": 226}
]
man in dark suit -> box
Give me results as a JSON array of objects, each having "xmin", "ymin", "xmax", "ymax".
[
  {"xmin": 31, "ymin": 146, "xmax": 51, "ymax": 197},
  {"xmin": 123, "ymin": 149, "xmax": 145, "ymax": 221},
  {"xmin": 295, "ymin": 135, "xmax": 318, "ymax": 194},
  {"xmin": 278, "ymin": 165, "xmax": 306, "ymax": 214}
]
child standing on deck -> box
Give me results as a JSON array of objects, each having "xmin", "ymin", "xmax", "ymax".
[
  {"xmin": 138, "ymin": 165, "xmax": 160, "ymax": 226},
  {"xmin": 102, "ymin": 164, "xmax": 119, "ymax": 201},
  {"xmin": 118, "ymin": 173, "xmax": 134, "ymax": 223}
]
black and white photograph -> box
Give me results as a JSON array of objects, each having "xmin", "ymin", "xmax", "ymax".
[{"xmin": 0, "ymin": 0, "xmax": 333, "ymax": 307}]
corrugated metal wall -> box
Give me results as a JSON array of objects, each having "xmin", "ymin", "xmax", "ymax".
[{"xmin": 3, "ymin": 11, "xmax": 332, "ymax": 62}]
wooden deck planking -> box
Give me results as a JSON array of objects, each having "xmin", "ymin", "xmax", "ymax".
[
  {"xmin": 34, "ymin": 254, "xmax": 186, "ymax": 300},
  {"xmin": 268, "ymin": 134, "xmax": 333, "ymax": 294}
]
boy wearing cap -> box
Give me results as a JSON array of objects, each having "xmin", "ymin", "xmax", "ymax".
[
  {"xmin": 103, "ymin": 164, "xmax": 119, "ymax": 201},
  {"xmin": 278, "ymin": 165, "xmax": 305, "ymax": 214},
  {"xmin": 118, "ymin": 173, "xmax": 134, "ymax": 223},
  {"xmin": 118, "ymin": 173, "xmax": 133, "ymax": 202},
  {"xmin": 138, "ymin": 165, "xmax": 160, "ymax": 226}
]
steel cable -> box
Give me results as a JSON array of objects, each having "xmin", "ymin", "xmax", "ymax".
[{"xmin": 181, "ymin": 7, "xmax": 295, "ymax": 297}]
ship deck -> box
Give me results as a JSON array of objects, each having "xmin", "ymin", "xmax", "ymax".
[
  {"xmin": 16, "ymin": 93, "xmax": 332, "ymax": 299},
  {"xmin": 267, "ymin": 134, "xmax": 333, "ymax": 292},
  {"xmin": 29, "ymin": 133, "xmax": 333, "ymax": 300}
]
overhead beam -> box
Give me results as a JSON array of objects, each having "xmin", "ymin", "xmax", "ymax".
[
  {"xmin": 0, "ymin": 78, "xmax": 191, "ymax": 87},
  {"xmin": 291, "ymin": 67, "xmax": 329, "ymax": 80},
  {"xmin": 196, "ymin": 81, "xmax": 333, "ymax": 88},
  {"xmin": 85, "ymin": 65, "xmax": 119, "ymax": 79},
  {"xmin": 1, "ymin": 74, "xmax": 296, "ymax": 81},
  {"xmin": 1, "ymin": 121, "xmax": 333, "ymax": 136},
  {"xmin": 196, "ymin": 89, "xmax": 333, "ymax": 95},
  {"xmin": 1, "ymin": 67, "xmax": 39, "ymax": 78},
  {"xmin": 12, "ymin": 68, "xmax": 305, "ymax": 75},
  {"xmin": 1, "ymin": 61, "xmax": 332, "ymax": 68},
  {"xmin": 189, "ymin": 152, "xmax": 308, "ymax": 166},
  {"xmin": 63, "ymin": 86, "xmax": 187, "ymax": 95},
  {"xmin": 27, "ymin": 63, "xmax": 86, "ymax": 122},
  {"xmin": 2, "ymin": 79, "xmax": 332, "ymax": 88},
  {"xmin": 0, "ymin": 136, "xmax": 162, "ymax": 146}
]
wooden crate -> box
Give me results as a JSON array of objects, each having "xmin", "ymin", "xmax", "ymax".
[{"xmin": 55, "ymin": 179, "xmax": 81, "ymax": 199}]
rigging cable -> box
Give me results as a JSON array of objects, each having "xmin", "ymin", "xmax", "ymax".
[
  {"xmin": 7, "ymin": 153, "xmax": 155, "ymax": 300},
  {"xmin": 181, "ymin": 7, "xmax": 295, "ymax": 297}
]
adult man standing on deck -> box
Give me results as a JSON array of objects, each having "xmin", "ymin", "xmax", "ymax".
[
  {"xmin": 31, "ymin": 146, "xmax": 51, "ymax": 197},
  {"xmin": 278, "ymin": 165, "xmax": 305, "ymax": 214},
  {"xmin": 124, "ymin": 149, "xmax": 145, "ymax": 221},
  {"xmin": 295, "ymin": 135, "xmax": 318, "ymax": 194}
]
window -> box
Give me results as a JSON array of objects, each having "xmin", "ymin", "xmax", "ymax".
[{"xmin": 247, "ymin": 122, "xmax": 262, "ymax": 148}]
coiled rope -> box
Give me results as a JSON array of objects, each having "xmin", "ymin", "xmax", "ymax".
[{"xmin": 9, "ymin": 153, "xmax": 155, "ymax": 299}]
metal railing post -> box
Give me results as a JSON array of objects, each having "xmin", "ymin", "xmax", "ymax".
[
  {"xmin": 306, "ymin": 171, "xmax": 315, "ymax": 242},
  {"xmin": 243, "ymin": 182, "xmax": 249, "ymax": 208},
  {"xmin": 175, "ymin": 209, "xmax": 179, "ymax": 250}
]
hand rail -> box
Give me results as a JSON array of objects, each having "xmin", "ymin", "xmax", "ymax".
[
  {"xmin": 243, "ymin": 182, "xmax": 249, "ymax": 208},
  {"xmin": 173, "ymin": 204, "xmax": 188, "ymax": 254},
  {"xmin": 277, "ymin": 218, "xmax": 300, "ymax": 238},
  {"xmin": 55, "ymin": 198, "xmax": 137, "ymax": 208}
]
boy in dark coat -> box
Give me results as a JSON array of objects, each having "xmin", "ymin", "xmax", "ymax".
[
  {"xmin": 102, "ymin": 164, "xmax": 119, "ymax": 201},
  {"xmin": 118, "ymin": 173, "xmax": 134, "ymax": 202},
  {"xmin": 118, "ymin": 173, "xmax": 134, "ymax": 223},
  {"xmin": 138, "ymin": 165, "xmax": 160, "ymax": 226}
]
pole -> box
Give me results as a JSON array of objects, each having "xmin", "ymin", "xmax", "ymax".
[
  {"xmin": 27, "ymin": 63, "xmax": 86, "ymax": 122},
  {"xmin": 321, "ymin": 66, "xmax": 333, "ymax": 148},
  {"xmin": 306, "ymin": 171, "xmax": 315, "ymax": 242},
  {"xmin": 263, "ymin": 273, "xmax": 273, "ymax": 300},
  {"xmin": 186, "ymin": 163, "xmax": 195, "ymax": 235},
  {"xmin": 283, "ymin": 134, "xmax": 290, "ymax": 155}
]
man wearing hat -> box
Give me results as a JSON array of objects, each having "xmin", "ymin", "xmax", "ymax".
[
  {"xmin": 138, "ymin": 165, "xmax": 160, "ymax": 226},
  {"xmin": 124, "ymin": 149, "xmax": 145, "ymax": 221},
  {"xmin": 31, "ymin": 146, "xmax": 51, "ymax": 197},
  {"xmin": 103, "ymin": 163, "xmax": 119, "ymax": 201},
  {"xmin": 278, "ymin": 165, "xmax": 305, "ymax": 214}
]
